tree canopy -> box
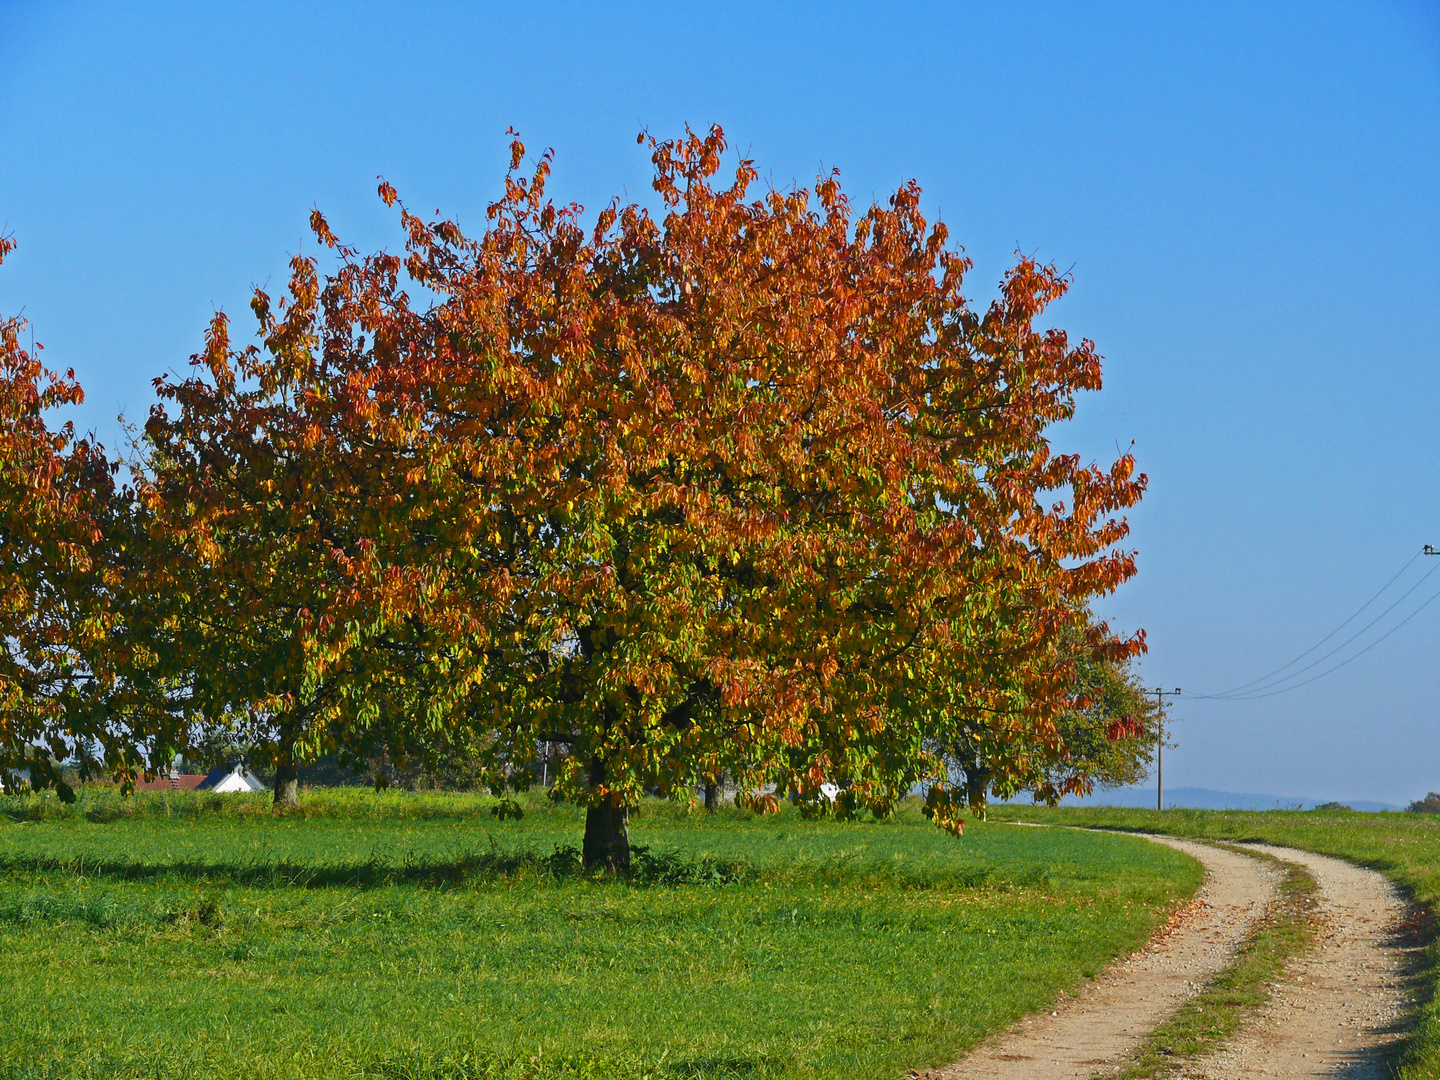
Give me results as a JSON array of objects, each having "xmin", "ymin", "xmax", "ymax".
[
  {"xmin": 938, "ymin": 623, "xmax": 1157, "ymax": 817},
  {"xmin": 0, "ymin": 236, "xmax": 165, "ymax": 796},
  {"xmin": 3, "ymin": 129, "xmax": 1148, "ymax": 866}
]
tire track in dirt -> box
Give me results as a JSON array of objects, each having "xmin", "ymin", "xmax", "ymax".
[
  {"xmin": 920, "ymin": 834, "xmax": 1418, "ymax": 1079},
  {"xmin": 1175, "ymin": 842, "xmax": 1413, "ymax": 1079},
  {"xmin": 924, "ymin": 837, "xmax": 1280, "ymax": 1080}
]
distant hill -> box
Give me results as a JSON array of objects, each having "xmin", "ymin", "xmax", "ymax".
[{"xmin": 1053, "ymin": 786, "xmax": 1401, "ymax": 813}]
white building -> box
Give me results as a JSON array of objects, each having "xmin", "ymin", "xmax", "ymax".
[{"xmin": 196, "ymin": 764, "xmax": 267, "ymax": 793}]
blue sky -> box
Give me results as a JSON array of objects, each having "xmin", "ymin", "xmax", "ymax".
[{"xmin": 3, "ymin": 1, "xmax": 1437, "ymax": 803}]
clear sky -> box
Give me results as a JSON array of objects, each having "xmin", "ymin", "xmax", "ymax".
[{"xmin": 3, "ymin": 1, "xmax": 1437, "ymax": 804}]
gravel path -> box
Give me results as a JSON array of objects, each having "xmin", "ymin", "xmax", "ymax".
[
  {"xmin": 1177, "ymin": 842, "xmax": 1412, "ymax": 1079},
  {"xmin": 923, "ymin": 834, "xmax": 1415, "ymax": 1080},
  {"xmin": 926, "ymin": 836, "xmax": 1281, "ymax": 1080}
]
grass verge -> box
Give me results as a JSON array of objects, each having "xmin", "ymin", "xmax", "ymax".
[{"xmin": 1112, "ymin": 848, "xmax": 1319, "ymax": 1079}]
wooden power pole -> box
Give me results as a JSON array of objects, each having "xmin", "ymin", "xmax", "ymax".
[{"xmin": 1151, "ymin": 688, "xmax": 1182, "ymax": 810}]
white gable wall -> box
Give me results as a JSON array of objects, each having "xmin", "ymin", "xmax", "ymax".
[{"xmin": 209, "ymin": 771, "xmax": 254, "ymax": 793}]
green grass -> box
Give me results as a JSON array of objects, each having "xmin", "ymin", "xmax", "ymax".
[
  {"xmin": 0, "ymin": 789, "xmax": 1201, "ymax": 1080},
  {"xmin": 1114, "ymin": 849, "xmax": 1319, "ymax": 1078},
  {"xmin": 989, "ymin": 805, "xmax": 1437, "ymax": 1078}
]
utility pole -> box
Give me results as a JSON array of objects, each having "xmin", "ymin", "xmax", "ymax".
[
  {"xmin": 1151, "ymin": 688, "xmax": 1182, "ymax": 811},
  {"xmin": 1426, "ymin": 545, "xmax": 1437, "ymax": 556}
]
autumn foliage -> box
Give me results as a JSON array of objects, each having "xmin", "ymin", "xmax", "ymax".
[
  {"xmin": 2, "ymin": 128, "xmax": 1146, "ymax": 864},
  {"xmin": 0, "ymin": 237, "xmax": 126, "ymax": 794}
]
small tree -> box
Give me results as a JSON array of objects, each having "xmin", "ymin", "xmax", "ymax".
[
  {"xmin": 0, "ymin": 235, "xmax": 176, "ymax": 796},
  {"xmin": 1029, "ymin": 632, "xmax": 1158, "ymax": 798},
  {"xmin": 938, "ymin": 622, "xmax": 1157, "ymax": 816},
  {"xmin": 140, "ymin": 252, "xmax": 462, "ymax": 808}
]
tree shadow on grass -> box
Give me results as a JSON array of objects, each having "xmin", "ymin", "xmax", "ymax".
[{"xmin": 0, "ymin": 844, "xmax": 759, "ymax": 891}]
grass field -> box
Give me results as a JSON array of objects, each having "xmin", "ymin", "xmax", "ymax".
[
  {"xmin": 989, "ymin": 805, "xmax": 1440, "ymax": 1079},
  {"xmin": 0, "ymin": 789, "xmax": 1199, "ymax": 1080}
]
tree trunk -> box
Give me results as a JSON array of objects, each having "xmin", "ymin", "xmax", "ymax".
[
  {"xmin": 703, "ymin": 780, "xmax": 720, "ymax": 813},
  {"xmin": 273, "ymin": 729, "xmax": 299, "ymax": 810},
  {"xmin": 583, "ymin": 801, "xmax": 630, "ymax": 870},
  {"xmin": 273, "ymin": 762, "xmax": 298, "ymax": 809},
  {"xmin": 963, "ymin": 763, "xmax": 992, "ymax": 822}
]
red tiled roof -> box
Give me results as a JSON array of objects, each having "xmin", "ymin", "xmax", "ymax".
[{"xmin": 132, "ymin": 774, "xmax": 209, "ymax": 792}]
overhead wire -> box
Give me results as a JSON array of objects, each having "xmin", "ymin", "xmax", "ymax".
[
  {"xmin": 1199, "ymin": 548, "xmax": 1423, "ymax": 697},
  {"xmin": 1195, "ymin": 559, "xmax": 1440, "ymax": 699},
  {"xmin": 1203, "ymin": 581, "xmax": 1440, "ymax": 700},
  {"xmin": 1191, "ymin": 549, "xmax": 1440, "ymax": 701}
]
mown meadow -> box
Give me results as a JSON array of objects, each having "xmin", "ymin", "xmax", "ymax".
[
  {"xmin": 990, "ymin": 805, "xmax": 1440, "ymax": 1079},
  {"xmin": 0, "ymin": 789, "xmax": 1200, "ymax": 1080}
]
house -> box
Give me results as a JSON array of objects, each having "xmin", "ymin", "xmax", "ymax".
[
  {"xmin": 196, "ymin": 764, "xmax": 266, "ymax": 793},
  {"xmin": 132, "ymin": 763, "xmax": 266, "ymax": 793},
  {"xmin": 132, "ymin": 772, "xmax": 209, "ymax": 792}
]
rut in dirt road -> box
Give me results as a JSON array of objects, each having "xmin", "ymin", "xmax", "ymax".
[
  {"xmin": 924, "ymin": 835, "xmax": 1418, "ymax": 1080},
  {"xmin": 1177, "ymin": 842, "xmax": 1413, "ymax": 1080},
  {"xmin": 926, "ymin": 836, "xmax": 1280, "ymax": 1080}
]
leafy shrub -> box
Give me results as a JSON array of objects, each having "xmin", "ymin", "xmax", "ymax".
[
  {"xmin": 489, "ymin": 798, "xmax": 524, "ymax": 821},
  {"xmin": 627, "ymin": 846, "xmax": 752, "ymax": 886}
]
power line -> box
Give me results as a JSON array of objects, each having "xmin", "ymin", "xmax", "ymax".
[
  {"xmin": 1205, "ymin": 580, "xmax": 1440, "ymax": 701},
  {"xmin": 1193, "ymin": 555, "xmax": 1440, "ymax": 699},
  {"xmin": 1197, "ymin": 547, "xmax": 1423, "ymax": 698}
]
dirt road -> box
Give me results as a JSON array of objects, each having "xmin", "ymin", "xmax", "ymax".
[
  {"xmin": 1178, "ymin": 843, "xmax": 1411, "ymax": 1079},
  {"xmin": 925, "ymin": 833, "xmax": 1413, "ymax": 1079}
]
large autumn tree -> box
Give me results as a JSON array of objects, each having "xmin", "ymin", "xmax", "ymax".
[
  {"xmin": 146, "ymin": 127, "xmax": 1144, "ymax": 860},
  {"xmin": 258, "ymin": 128, "xmax": 1146, "ymax": 864}
]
